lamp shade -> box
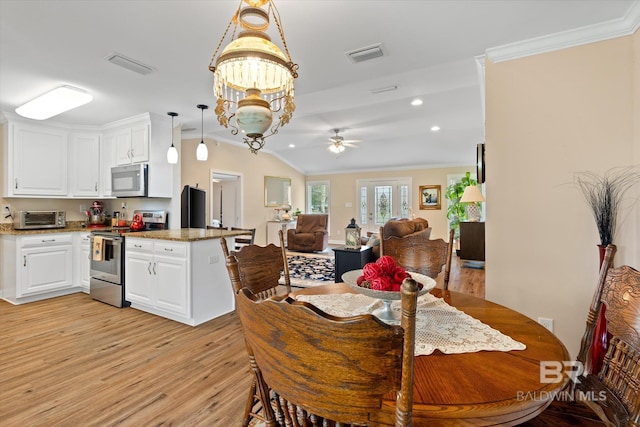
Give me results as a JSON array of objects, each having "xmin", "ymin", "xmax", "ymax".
[
  {"xmin": 196, "ymin": 141, "xmax": 208, "ymax": 161},
  {"xmin": 167, "ymin": 145, "xmax": 179, "ymax": 164},
  {"xmin": 460, "ymin": 185, "xmax": 485, "ymax": 203}
]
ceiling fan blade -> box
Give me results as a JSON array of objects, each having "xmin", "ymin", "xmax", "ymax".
[
  {"xmin": 344, "ymin": 142, "xmax": 359, "ymax": 148},
  {"xmin": 341, "ymin": 139, "xmax": 362, "ymax": 143}
]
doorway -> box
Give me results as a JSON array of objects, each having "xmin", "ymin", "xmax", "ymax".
[
  {"xmin": 356, "ymin": 178, "xmax": 411, "ymax": 234},
  {"xmin": 210, "ymin": 170, "xmax": 242, "ymax": 228}
]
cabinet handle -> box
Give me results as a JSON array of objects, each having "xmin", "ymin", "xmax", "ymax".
[
  {"xmin": 41, "ymin": 239, "xmax": 55, "ymax": 243},
  {"xmin": 148, "ymin": 262, "xmax": 152, "ymax": 275},
  {"xmin": 134, "ymin": 244, "xmax": 143, "ymax": 248},
  {"xmin": 164, "ymin": 248, "xmax": 173, "ymax": 252},
  {"xmin": 15, "ymin": 178, "xmax": 18, "ymax": 189},
  {"xmin": 23, "ymin": 256, "xmax": 26, "ymax": 267},
  {"xmin": 152, "ymin": 262, "xmax": 157, "ymax": 275},
  {"xmin": 127, "ymin": 149, "xmax": 131, "ymax": 159},
  {"xmin": 95, "ymin": 182, "xmax": 98, "ymax": 191}
]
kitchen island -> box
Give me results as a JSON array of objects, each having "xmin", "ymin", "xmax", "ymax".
[{"xmin": 123, "ymin": 228, "xmax": 244, "ymax": 326}]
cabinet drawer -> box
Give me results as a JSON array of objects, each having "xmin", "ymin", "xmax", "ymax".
[
  {"xmin": 21, "ymin": 233, "xmax": 73, "ymax": 247},
  {"xmin": 154, "ymin": 242, "xmax": 187, "ymax": 257},
  {"xmin": 127, "ymin": 239, "xmax": 153, "ymax": 252}
]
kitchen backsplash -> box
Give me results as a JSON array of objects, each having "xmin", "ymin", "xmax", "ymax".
[{"xmin": 1, "ymin": 197, "xmax": 173, "ymax": 226}]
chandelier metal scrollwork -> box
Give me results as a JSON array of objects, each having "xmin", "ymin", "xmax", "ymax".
[{"xmin": 209, "ymin": 0, "xmax": 299, "ymax": 154}]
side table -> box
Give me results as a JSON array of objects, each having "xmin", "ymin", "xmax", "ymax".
[{"xmin": 332, "ymin": 246, "xmax": 372, "ymax": 283}]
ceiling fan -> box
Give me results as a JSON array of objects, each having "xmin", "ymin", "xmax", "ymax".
[{"xmin": 327, "ymin": 128, "xmax": 361, "ymax": 153}]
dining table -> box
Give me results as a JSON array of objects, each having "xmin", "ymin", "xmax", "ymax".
[{"xmin": 290, "ymin": 283, "xmax": 571, "ymax": 426}]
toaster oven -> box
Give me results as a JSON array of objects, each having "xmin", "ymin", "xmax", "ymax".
[{"xmin": 14, "ymin": 210, "xmax": 66, "ymax": 230}]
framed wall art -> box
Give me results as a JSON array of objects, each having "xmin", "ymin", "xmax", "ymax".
[{"xmin": 419, "ymin": 185, "xmax": 441, "ymax": 210}]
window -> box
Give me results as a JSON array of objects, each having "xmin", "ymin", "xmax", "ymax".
[{"xmin": 306, "ymin": 181, "xmax": 330, "ymax": 214}]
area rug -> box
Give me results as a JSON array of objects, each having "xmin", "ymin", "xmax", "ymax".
[{"xmin": 286, "ymin": 255, "xmax": 335, "ymax": 287}]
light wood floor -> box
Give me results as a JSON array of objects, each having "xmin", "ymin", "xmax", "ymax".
[{"xmin": 0, "ymin": 256, "xmax": 484, "ymax": 426}]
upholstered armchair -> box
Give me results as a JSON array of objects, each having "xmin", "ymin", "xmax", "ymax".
[{"xmin": 287, "ymin": 214, "xmax": 329, "ymax": 252}]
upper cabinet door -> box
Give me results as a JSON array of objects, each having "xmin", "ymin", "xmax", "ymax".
[
  {"xmin": 12, "ymin": 123, "xmax": 68, "ymax": 196},
  {"xmin": 115, "ymin": 123, "xmax": 149, "ymax": 165},
  {"xmin": 130, "ymin": 123, "xmax": 149, "ymax": 163},
  {"xmin": 69, "ymin": 133, "xmax": 100, "ymax": 197}
]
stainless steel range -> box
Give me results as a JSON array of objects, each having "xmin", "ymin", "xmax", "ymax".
[{"xmin": 89, "ymin": 210, "xmax": 168, "ymax": 307}]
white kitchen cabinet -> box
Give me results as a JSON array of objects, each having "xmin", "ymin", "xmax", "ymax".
[
  {"xmin": 101, "ymin": 132, "xmax": 116, "ymax": 197},
  {"xmin": 4, "ymin": 121, "xmax": 68, "ymax": 196},
  {"xmin": 75, "ymin": 232, "xmax": 91, "ymax": 292},
  {"xmin": 124, "ymin": 235, "xmax": 233, "ymax": 326},
  {"xmin": 125, "ymin": 238, "xmax": 189, "ymax": 318},
  {"xmin": 115, "ymin": 123, "xmax": 149, "ymax": 165},
  {"xmin": 69, "ymin": 133, "xmax": 101, "ymax": 197},
  {"xmin": 18, "ymin": 234, "xmax": 74, "ymax": 298}
]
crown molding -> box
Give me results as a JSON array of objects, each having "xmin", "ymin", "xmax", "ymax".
[{"xmin": 486, "ymin": 0, "xmax": 640, "ymax": 63}]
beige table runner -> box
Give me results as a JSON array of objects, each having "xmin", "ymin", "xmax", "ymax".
[{"xmin": 296, "ymin": 293, "xmax": 526, "ymax": 356}]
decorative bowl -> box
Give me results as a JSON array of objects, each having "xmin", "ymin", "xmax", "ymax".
[{"xmin": 341, "ymin": 269, "xmax": 435, "ymax": 322}]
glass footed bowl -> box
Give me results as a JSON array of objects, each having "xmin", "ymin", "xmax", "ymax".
[{"xmin": 341, "ymin": 269, "xmax": 436, "ymax": 322}]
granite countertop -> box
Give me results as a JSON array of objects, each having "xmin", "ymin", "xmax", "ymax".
[
  {"xmin": 122, "ymin": 228, "xmax": 245, "ymax": 242},
  {"xmin": 0, "ymin": 223, "xmax": 246, "ymax": 242}
]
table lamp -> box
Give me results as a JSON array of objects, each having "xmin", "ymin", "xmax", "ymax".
[{"xmin": 460, "ymin": 185, "xmax": 485, "ymax": 222}]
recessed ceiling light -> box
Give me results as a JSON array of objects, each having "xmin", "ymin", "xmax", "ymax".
[
  {"xmin": 430, "ymin": 125, "xmax": 440, "ymax": 132},
  {"xmin": 411, "ymin": 99, "xmax": 423, "ymax": 106},
  {"xmin": 15, "ymin": 85, "xmax": 93, "ymax": 120},
  {"xmin": 289, "ymin": 144, "xmax": 295, "ymax": 148}
]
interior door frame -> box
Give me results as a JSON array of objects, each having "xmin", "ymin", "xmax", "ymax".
[{"xmin": 210, "ymin": 169, "xmax": 243, "ymax": 228}]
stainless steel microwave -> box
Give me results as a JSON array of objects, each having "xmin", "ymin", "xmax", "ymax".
[
  {"xmin": 111, "ymin": 164, "xmax": 148, "ymax": 197},
  {"xmin": 14, "ymin": 210, "xmax": 66, "ymax": 230}
]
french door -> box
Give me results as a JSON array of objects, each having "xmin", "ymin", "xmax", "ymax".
[{"xmin": 357, "ymin": 179, "xmax": 411, "ymax": 234}]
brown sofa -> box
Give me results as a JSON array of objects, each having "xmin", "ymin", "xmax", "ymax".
[
  {"xmin": 363, "ymin": 218, "xmax": 431, "ymax": 260},
  {"xmin": 287, "ymin": 214, "xmax": 329, "ymax": 252}
]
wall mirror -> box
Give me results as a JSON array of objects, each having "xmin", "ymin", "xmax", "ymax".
[{"xmin": 264, "ymin": 176, "xmax": 291, "ymax": 207}]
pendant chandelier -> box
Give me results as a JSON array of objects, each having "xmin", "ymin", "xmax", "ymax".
[
  {"xmin": 166, "ymin": 112, "xmax": 179, "ymax": 164},
  {"xmin": 208, "ymin": 0, "xmax": 298, "ymax": 154},
  {"xmin": 196, "ymin": 104, "xmax": 209, "ymax": 161}
]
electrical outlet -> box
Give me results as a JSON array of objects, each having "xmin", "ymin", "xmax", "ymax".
[
  {"xmin": 121, "ymin": 202, "xmax": 127, "ymax": 209},
  {"xmin": 538, "ymin": 317, "xmax": 554, "ymax": 332},
  {"xmin": 208, "ymin": 255, "xmax": 219, "ymax": 264},
  {"xmin": 79, "ymin": 204, "xmax": 87, "ymax": 213}
]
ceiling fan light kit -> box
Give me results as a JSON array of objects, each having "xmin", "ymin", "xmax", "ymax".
[
  {"xmin": 327, "ymin": 128, "xmax": 361, "ymax": 153},
  {"xmin": 209, "ymin": 0, "xmax": 298, "ymax": 154}
]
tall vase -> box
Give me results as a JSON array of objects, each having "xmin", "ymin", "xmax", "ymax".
[{"xmin": 588, "ymin": 244, "xmax": 609, "ymax": 374}]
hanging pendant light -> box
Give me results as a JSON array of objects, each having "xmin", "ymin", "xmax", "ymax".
[
  {"xmin": 209, "ymin": 0, "xmax": 298, "ymax": 154},
  {"xmin": 166, "ymin": 112, "xmax": 179, "ymax": 164},
  {"xmin": 196, "ymin": 104, "xmax": 209, "ymax": 161}
]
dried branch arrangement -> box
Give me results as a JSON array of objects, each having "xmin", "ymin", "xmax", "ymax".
[{"xmin": 574, "ymin": 165, "xmax": 640, "ymax": 246}]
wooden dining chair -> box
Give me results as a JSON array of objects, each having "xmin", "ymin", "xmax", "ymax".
[
  {"xmin": 525, "ymin": 245, "xmax": 640, "ymax": 427},
  {"xmin": 220, "ymin": 229, "xmax": 290, "ymax": 426},
  {"xmin": 573, "ymin": 246, "xmax": 640, "ymax": 427},
  {"xmin": 229, "ymin": 226, "xmax": 256, "ymax": 252},
  {"xmin": 380, "ymin": 227, "xmax": 455, "ymax": 289},
  {"xmin": 221, "ymin": 229, "xmax": 290, "ymax": 297},
  {"xmin": 234, "ymin": 278, "xmax": 419, "ymax": 426}
]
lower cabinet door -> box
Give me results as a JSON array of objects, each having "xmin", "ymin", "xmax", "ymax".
[
  {"xmin": 125, "ymin": 252, "xmax": 153, "ymax": 304},
  {"xmin": 154, "ymin": 255, "xmax": 188, "ymax": 316},
  {"xmin": 19, "ymin": 245, "xmax": 73, "ymax": 296}
]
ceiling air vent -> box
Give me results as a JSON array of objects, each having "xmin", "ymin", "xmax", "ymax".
[
  {"xmin": 345, "ymin": 43, "xmax": 384, "ymax": 63},
  {"xmin": 105, "ymin": 52, "xmax": 154, "ymax": 75}
]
